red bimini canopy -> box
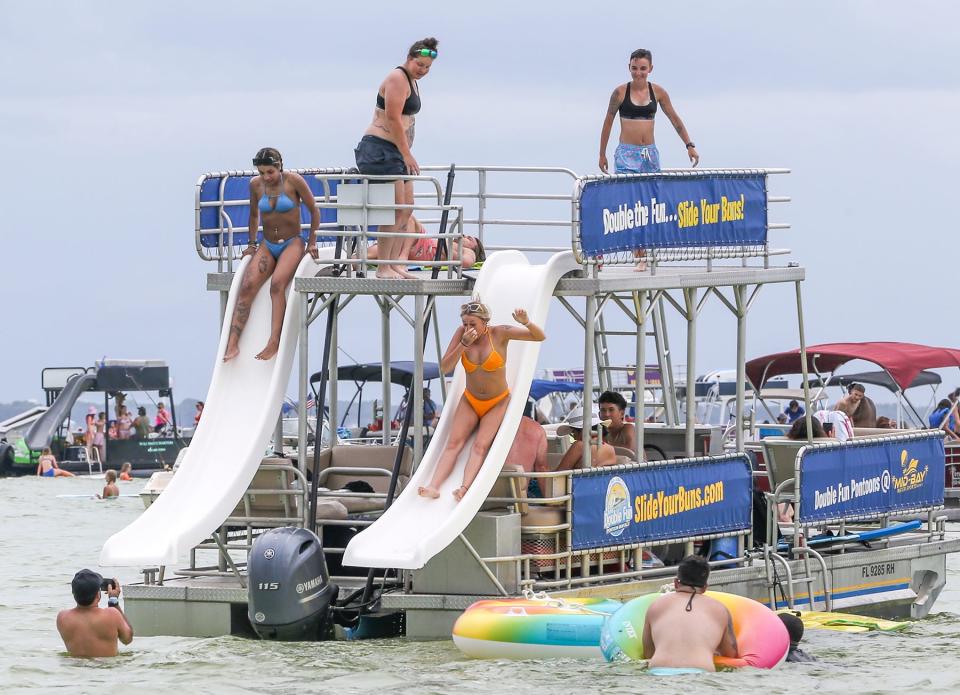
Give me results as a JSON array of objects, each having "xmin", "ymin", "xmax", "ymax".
[{"xmin": 745, "ymin": 342, "xmax": 960, "ymax": 393}]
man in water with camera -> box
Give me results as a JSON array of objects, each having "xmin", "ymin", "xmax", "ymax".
[{"xmin": 57, "ymin": 569, "xmax": 133, "ymax": 657}]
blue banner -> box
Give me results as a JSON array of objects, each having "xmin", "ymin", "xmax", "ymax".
[
  {"xmin": 571, "ymin": 455, "xmax": 752, "ymax": 550},
  {"xmin": 578, "ymin": 174, "xmax": 767, "ymax": 255},
  {"xmin": 798, "ymin": 435, "xmax": 945, "ymax": 523}
]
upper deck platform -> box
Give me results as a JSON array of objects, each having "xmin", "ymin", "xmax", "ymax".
[{"xmin": 198, "ymin": 164, "xmax": 799, "ymax": 297}]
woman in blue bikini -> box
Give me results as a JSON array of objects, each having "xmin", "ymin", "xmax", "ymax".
[{"xmin": 223, "ymin": 147, "xmax": 320, "ymax": 362}]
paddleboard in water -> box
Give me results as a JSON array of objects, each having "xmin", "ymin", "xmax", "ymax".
[{"xmin": 782, "ymin": 609, "xmax": 910, "ymax": 633}]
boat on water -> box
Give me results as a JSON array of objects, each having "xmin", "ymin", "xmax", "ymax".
[
  {"xmin": 1, "ymin": 361, "xmax": 190, "ymax": 476},
  {"xmin": 95, "ymin": 164, "xmax": 959, "ymax": 643}
]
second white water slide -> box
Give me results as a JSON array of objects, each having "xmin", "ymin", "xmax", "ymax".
[
  {"xmin": 100, "ymin": 249, "xmax": 333, "ymax": 567},
  {"xmin": 343, "ymin": 250, "xmax": 578, "ymax": 570}
]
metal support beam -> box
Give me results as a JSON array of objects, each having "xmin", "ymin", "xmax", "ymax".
[
  {"xmin": 583, "ymin": 295, "xmax": 597, "ymax": 468},
  {"xmin": 634, "ymin": 290, "xmax": 647, "ymax": 463},
  {"xmin": 796, "ymin": 280, "xmax": 813, "ymax": 445},
  {"xmin": 734, "ymin": 285, "xmax": 747, "ymax": 452},
  {"xmin": 413, "ymin": 294, "xmax": 426, "ymax": 464},
  {"xmin": 381, "ymin": 298, "xmax": 392, "ymax": 445},
  {"xmin": 298, "ymin": 292, "xmax": 309, "ymax": 474},
  {"xmin": 684, "ymin": 288, "xmax": 698, "ymax": 456}
]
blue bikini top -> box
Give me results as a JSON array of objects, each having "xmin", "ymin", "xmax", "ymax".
[{"xmin": 258, "ymin": 173, "xmax": 296, "ymax": 214}]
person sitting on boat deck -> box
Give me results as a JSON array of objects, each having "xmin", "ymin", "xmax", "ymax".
[
  {"xmin": 598, "ymin": 390, "xmax": 636, "ymax": 452},
  {"xmin": 814, "ymin": 408, "xmax": 853, "ymax": 441},
  {"xmin": 36, "ymin": 448, "xmax": 75, "ymax": 478},
  {"xmin": 119, "ymin": 462, "xmax": 133, "ymax": 481},
  {"xmin": 98, "ymin": 470, "xmax": 120, "ymax": 499},
  {"xmin": 786, "ymin": 416, "xmax": 826, "ymax": 440},
  {"xmin": 365, "ymin": 215, "xmax": 485, "ymax": 270},
  {"xmin": 194, "ymin": 400, "xmax": 204, "ymax": 426},
  {"xmin": 597, "ymin": 48, "xmax": 699, "ymax": 271},
  {"xmin": 355, "ymin": 37, "xmax": 438, "ymax": 279},
  {"xmin": 133, "ymin": 406, "xmax": 151, "ymax": 439},
  {"xmin": 783, "ymin": 399, "xmax": 805, "ymax": 424},
  {"xmin": 929, "ymin": 399, "xmax": 960, "ymax": 440},
  {"xmin": 834, "ymin": 382, "xmax": 877, "ymax": 427},
  {"xmin": 221, "ymin": 147, "xmax": 320, "ymax": 362},
  {"xmin": 418, "ymin": 297, "xmax": 544, "ymax": 501},
  {"xmin": 778, "ymin": 612, "xmax": 817, "ymax": 663},
  {"xmin": 57, "ymin": 570, "xmax": 133, "ymax": 658},
  {"xmin": 875, "ymin": 415, "xmax": 897, "ymax": 429},
  {"xmin": 642, "ymin": 555, "xmax": 738, "ymax": 675},
  {"xmin": 554, "ymin": 405, "xmax": 618, "ymax": 471}
]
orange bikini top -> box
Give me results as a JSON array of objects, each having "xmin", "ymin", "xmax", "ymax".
[{"xmin": 461, "ymin": 332, "xmax": 505, "ymax": 373}]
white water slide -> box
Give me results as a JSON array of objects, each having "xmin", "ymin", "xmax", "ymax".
[
  {"xmin": 344, "ymin": 250, "xmax": 579, "ymax": 570},
  {"xmin": 100, "ymin": 250, "xmax": 332, "ymax": 567}
]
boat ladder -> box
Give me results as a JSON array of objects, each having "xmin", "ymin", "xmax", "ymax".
[
  {"xmin": 764, "ymin": 542, "xmax": 833, "ymax": 612},
  {"xmin": 594, "ymin": 293, "xmax": 678, "ymax": 425}
]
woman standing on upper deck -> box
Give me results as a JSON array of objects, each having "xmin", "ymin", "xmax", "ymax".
[
  {"xmin": 418, "ymin": 298, "xmax": 544, "ymax": 501},
  {"xmin": 354, "ymin": 37, "xmax": 438, "ymax": 280},
  {"xmin": 222, "ymin": 147, "xmax": 320, "ymax": 363},
  {"xmin": 598, "ymin": 48, "xmax": 699, "ymax": 175}
]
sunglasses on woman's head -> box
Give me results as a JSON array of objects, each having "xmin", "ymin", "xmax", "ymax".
[
  {"xmin": 461, "ymin": 302, "xmax": 484, "ymax": 313},
  {"xmin": 253, "ymin": 156, "xmax": 281, "ymax": 167},
  {"xmin": 415, "ymin": 49, "xmax": 438, "ymax": 58}
]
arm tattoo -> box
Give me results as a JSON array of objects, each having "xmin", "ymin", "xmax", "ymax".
[{"xmin": 607, "ymin": 89, "xmax": 620, "ymax": 116}]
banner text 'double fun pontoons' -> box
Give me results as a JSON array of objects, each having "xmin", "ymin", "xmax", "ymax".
[
  {"xmin": 798, "ymin": 433, "xmax": 945, "ymax": 524},
  {"xmin": 571, "ymin": 455, "xmax": 753, "ymax": 551},
  {"xmin": 577, "ymin": 173, "xmax": 767, "ymax": 256}
]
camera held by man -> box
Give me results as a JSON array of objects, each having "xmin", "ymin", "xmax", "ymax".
[{"xmin": 57, "ymin": 569, "xmax": 134, "ymax": 657}]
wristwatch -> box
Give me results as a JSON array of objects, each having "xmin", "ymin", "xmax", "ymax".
[
  {"xmin": 685, "ymin": 142, "xmax": 696, "ymax": 149},
  {"xmin": 108, "ymin": 597, "xmax": 120, "ymax": 608}
]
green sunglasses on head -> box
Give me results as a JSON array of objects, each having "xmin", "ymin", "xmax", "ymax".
[{"xmin": 414, "ymin": 48, "xmax": 437, "ymax": 58}]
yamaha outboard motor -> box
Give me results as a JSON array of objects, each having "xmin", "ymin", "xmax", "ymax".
[{"xmin": 248, "ymin": 527, "xmax": 338, "ymax": 640}]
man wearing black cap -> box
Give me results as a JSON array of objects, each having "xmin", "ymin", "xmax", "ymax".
[
  {"xmin": 641, "ymin": 555, "xmax": 738, "ymax": 674},
  {"xmin": 57, "ymin": 569, "xmax": 133, "ymax": 657}
]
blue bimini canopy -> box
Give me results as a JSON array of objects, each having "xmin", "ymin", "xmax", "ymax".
[
  {"xmin": 528, "ymin": 379, "xmax": 584, "ymax": 402},
  {"xmin": 197, "ymin": 168, "xmax": 352, "ymax": 249}
]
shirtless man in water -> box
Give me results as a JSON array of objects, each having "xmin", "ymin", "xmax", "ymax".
[
  {"xmin": 642, "ymin": 555, "xmax": 738, "ymax": 674},
  {"xmin": 57, "ymin": 570, "xmax": 133, "ymax": 658}
]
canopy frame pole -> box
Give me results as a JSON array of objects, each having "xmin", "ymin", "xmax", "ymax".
[{"xmin": 795, "ymin": 281, "xmax": 813, "ymax": 445}]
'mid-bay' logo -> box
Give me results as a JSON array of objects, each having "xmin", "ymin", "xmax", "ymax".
[{"xmin": 892, "ymin": 449, "xmax": 928, "ymax": 494}]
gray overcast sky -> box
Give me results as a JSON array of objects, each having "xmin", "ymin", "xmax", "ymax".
[{"xmin": 3, "ymin": 1, "xmax": 960, "ymax": 403}]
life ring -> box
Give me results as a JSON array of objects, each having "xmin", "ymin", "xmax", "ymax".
[
  {"xmin": 600, "ymin": 591, "xmax": 789, "ymax": 669},
  {"xmin": 453, "ymin": 596, "xmax": 622, "ymax": 659}
]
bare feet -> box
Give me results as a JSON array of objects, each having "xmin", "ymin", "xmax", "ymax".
[
  {"xmin": 376, "ymin": 265, "xmax": 403, "ymax": 279},
  {"xmin": 418, "ymin": 486, "xmax": 440, "ymax": 499},
  {"xmin": 397, "ymin": 267, "xmax": 418, "ymax": 279},
  {"xmin": 452, "ymin": 485, "xmax": 469, "ymax": 502},
  {"xmin": 255, "ymin": 340, "xmax": 280, "ymax": 361},
  {"xmin": 223, "ymin": 345, "xmax": 240, "ymax": 362},
  {"xmin": 634, "ymin": 250, "xmax": 647, "ymax": 272}
]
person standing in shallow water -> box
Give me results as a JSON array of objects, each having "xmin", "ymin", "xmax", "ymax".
[
  {"xmin": 355, "ymin": 37, "xmax": 438, "ymax": 279},
  {"xmin": 223, "ymin": 147, "xmax": 320, "ymax": 362}
]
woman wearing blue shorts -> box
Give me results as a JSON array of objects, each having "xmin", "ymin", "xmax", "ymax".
[
  {"xmin": 222, "ymin": 147, "xmax": 320, "ymax": 363},
  {"xmin": 598, "ymin": 48, "xmax": 699, "ymax": 176}
]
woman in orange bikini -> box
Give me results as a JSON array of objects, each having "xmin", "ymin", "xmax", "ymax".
[{"xmin": 418, "ymin": 298, "xmax": 544, "ymax": 501}]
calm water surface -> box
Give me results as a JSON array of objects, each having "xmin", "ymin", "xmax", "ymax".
[{"xmin": 3, "ymin": 475, "xmax": 960, "ymax": 694}]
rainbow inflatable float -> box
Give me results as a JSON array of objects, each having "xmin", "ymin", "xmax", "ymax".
[
  {"xmin": 600, "ymin": 591, "xmax": 789, "ymax": 669},
  {"xmin": 453, "ymin": 596, "xmax": 622, "ymax": 659}
]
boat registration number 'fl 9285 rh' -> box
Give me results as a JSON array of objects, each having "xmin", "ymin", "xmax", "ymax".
[{"xmin": 863, "ymin": 563, "xmax": 896, "ymax": 578}]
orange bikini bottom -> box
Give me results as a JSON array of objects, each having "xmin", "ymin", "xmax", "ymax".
[{"xmin": 463, "ymin": 388, "xmax": 510, "ymax": 418}]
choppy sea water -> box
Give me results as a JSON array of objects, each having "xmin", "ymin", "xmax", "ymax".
[{"xmin": 3, "ymin": 475, "xmax": 960, "ymax": 694}]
